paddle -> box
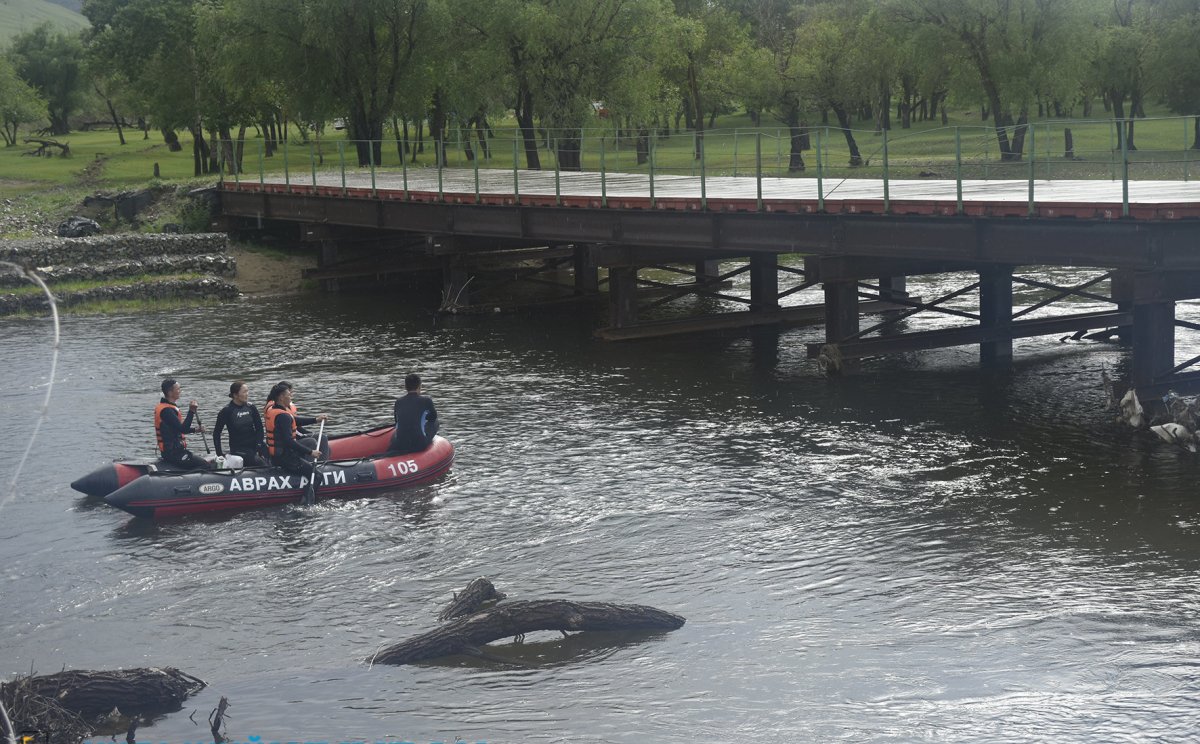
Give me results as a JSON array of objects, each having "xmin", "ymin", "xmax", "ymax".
[
  {"xmin": 302, "ymin": 418, "xmax": 326, "ymax": 506},
  {"xmin": 193, "ymin": 408, "xmax": 211, "ymax": 454}
]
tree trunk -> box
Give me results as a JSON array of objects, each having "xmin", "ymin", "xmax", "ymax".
[
  {"xmin": 370, "ymin": 600, "xmax": 685, "ymax": 665},
  {"xmin": 104, "ymin": 96, "xmax": 125, "ymax": 145},
  {"xmin": 556, "ymin": 132, "xmax": 582, "ymax": 171},
  {"xmin": 430, "ymin": 88, "xmax": 447, "ymax": 167},
  {"xmin": 1193, "ymin": 117, "xmax": 1200, "ymax": 150},
  {"xmin": 515, "ymin": 85, "xmax": 540, "ymax": 170},
  {"xmin": 636, "ymin": 128, "xmax": 650, "ymax": 165},
  {"xmin": 831, "ymin": 103, "xmax": 862, "ymax": 166},
  {"xmin": 161, "ymin": 128, "xmax": 182, "ymax": 152}
]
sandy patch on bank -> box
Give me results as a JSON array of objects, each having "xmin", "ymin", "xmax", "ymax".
[{"xmin": 229, "ymin": 246, "xmax": 316, "ymax": 296}]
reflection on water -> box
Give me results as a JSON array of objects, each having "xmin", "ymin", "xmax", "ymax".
[{"xmin": 3, "ymin": 270, "xmax": 1200, "ymax": 743}]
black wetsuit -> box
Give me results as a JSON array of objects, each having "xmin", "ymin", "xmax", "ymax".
[
  {"xmin": 389, "ymin": 392, "xmax": 439, "ymax": 454},
  {"xmin": 213, "ymin": 401, "xmax": 267, "ymax": 466},
  {"xmin": 157, "ymin": 398, "xmax": 212, "ymax": 470}
]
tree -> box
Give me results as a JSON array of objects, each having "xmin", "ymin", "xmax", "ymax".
[
  {"xmin": 8, "ymin": 24, "xmax": 87, "ymax": 136},
  {"xmin": 1087, "ymin": 0, "xmax": 1151, "ymax": 151},
  {"xmin": 891, "ymin": 0, "xmax": 1088, "ymax": 160},
  {"xmin": 730, "ymin": 0, "xmax": 815, "ymax": 171},
  {"xmin": 0, "ymin": 57, "xmax": 47, "ymax": 146},
  {"xmin": 1146, "ymin": 0, "xmax": 1200, "ymax": 147},
  {"xmin": 669, "ymin": 0, "xmax": 749, "ymax": 159}
]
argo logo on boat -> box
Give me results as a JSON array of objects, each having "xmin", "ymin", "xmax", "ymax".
[{"xmin": 199, "ymin": 483, "xmax": 224, "ymax": 494}]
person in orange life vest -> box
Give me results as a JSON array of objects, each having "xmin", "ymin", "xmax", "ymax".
[
  {"xmin": 264, "ymin": 381, "xmax": 328, "ymax": 486},
  {"xmin": 155, "ymin": 378, "xmax": 214, "ymax": 470},
  {"xmin": 264, "ymin": 380, "xmax": 330, "ymax": 458}
]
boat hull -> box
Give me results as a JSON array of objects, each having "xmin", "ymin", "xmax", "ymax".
[
  {"xmin": 104, "ymin": 436, "xmax": 453, "ymax": 519},
  {"xmin": 71, "ymin": 424, "xmax": 398, "ymax": 498}
]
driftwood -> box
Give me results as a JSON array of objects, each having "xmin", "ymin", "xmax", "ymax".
[
  {"xmin": 2, "ymin": 668, "xmax": 205, "ymax": 722},
  {"xmin": 371, "ymin": 599, "xmax": 685, "ymax": 666},
  {"xmin": 437, "ymin": 577, "xmax": 506, "ymax": 621}
]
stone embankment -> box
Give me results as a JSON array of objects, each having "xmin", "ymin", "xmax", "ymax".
[{"xmin": 0, "ymin": 233, "xmax": 239, "ymax": 315}]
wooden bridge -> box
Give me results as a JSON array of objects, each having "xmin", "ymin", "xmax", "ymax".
[{"xmin": 217, "ymin": 167, "xmax": 1200, "ymax": 399}]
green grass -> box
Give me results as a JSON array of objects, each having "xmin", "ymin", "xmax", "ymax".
[
  {"xmin": 5, "ymin": 296, "xmax": 223, "ymax": 317},
  {"xmin": 0, "ymin": 0, "xmax": 86, "ymax": 42},
  {"xmin": 2, "ymin": 272, "xmax": 204, "ymax": 295}
]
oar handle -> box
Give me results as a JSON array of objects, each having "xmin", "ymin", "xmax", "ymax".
[{"xmin": 194, "ymin": 409, "xmax": 211, "ymax": 454}]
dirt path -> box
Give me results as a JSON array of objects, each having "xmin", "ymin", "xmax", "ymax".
[{"xmin": 229, "ymin": 246, "xmax": 316, "ymax": 296}]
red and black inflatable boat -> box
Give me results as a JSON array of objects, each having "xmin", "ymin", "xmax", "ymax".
[
  {"xmin": 70, "ymin": 424, "xmax": 399, "ymax": 499},
  {"xmin": 102, "ymin": 435, "xmax": 454, "ymax": 519}
]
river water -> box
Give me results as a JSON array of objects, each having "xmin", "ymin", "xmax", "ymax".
[{"xmin": 3, "ymin": 270, "xmax": 1200, "ymax": 743}]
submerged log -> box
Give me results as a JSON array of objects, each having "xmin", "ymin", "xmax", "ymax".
[
  {"xmin": 8, "ymin": 668, "xmax": 205, "ymax": 719},
  {"xmin": 437, "ymin": 577, "xmax": 506, "ymax": 621},
  {"xmin": 371, "ymin": 599, "xmax": 685, "ymax": 666}
]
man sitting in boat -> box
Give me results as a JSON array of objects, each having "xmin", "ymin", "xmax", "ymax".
[
  {"xmin": 155, "ymin": 378, "xmax": 214, "ymax": 470},
  {"xmin": 388, "ymin": 373, "xmax": 439, "ymax": 454},
  {"xmin": 265, "ymin": 381, "xmax": 327, "ymax": 487},
  {"xmin": 213, "ymin": 381, "xmax": 269, "ymax": 466}
]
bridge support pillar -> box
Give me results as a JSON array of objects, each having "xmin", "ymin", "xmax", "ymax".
[
  {"xmin": 878, "ymin": 275, "xmax": 907, "ymax": 302},
  {"xmin": 1132, "ymin": 300, "xmax": 1175, "ymax": 390},
  {"xmin": 823, "ymin": 281, "xmax": 859, "ymax": 343},
  {"xmin": 319, "ymin": 240, "xmax": 340, "ymax": 292},
  {"xmin": 1112, "ymin": 270, "xmax": 1134, "ymax": 347},
  {"xmin": 609, "ymin": 267, "xmax": 638, "ymax": 328},
  {"xmin": 574, "ymin": 244, "xmax": 599, "ymax": 294},
  {"xmin": 696, "ymin": 259, "xmax": 722, "ymax": 287},
  {"xmin": 979, "ymin": 265, "xmax": 1013, "ymax": 367},
  {"xmin": 750, "ymin": 254, "xmax": 779, "ymax": 312}
]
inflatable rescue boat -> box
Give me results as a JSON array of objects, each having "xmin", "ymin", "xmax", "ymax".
[
  {"xmin": 70, "ymin": 424, "xmax": 398, "ymax": 498},
  {"xmin": 103, "ymin": 436, "xmax": 454, "ymax": 519}
]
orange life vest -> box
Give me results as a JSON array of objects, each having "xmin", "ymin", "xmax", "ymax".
[
  {"xmin": 154, "ymin": 401, "xmax": 186, "ymax": 454},
  {"xmin": 264, "ymin": 401, "xmax": 298, "ymax": 457}
]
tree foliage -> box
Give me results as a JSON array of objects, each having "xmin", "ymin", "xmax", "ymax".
[{"xmin": 0, "ymin": 56, "xmax": 47, "ymax": 146}]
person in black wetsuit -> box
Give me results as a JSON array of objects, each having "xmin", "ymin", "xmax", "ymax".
[
  {"xmin": 212, "ymin": 381, "xmax": 268, "ymax": 466},
  {"xmin": 154, "ymin": 378, "xmax": 214, "ymax": 470},
  {"xmin": 264, "ymin": 381, "xmax": 328, "ymax": 488},
  {"xmin": 388, "ymin": 373, "xmax": 439, "ymax": 454}
]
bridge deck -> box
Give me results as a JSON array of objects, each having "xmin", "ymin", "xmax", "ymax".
[{"xmin": 224, "ymin": 168, "xmax": 1200, "ymax": 220}]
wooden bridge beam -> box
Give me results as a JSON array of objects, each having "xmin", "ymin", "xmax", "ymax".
[
  {"xmin": 573, "ymin": 244, "xmax": 599, "ymax": 294},
  {"xmin": 979, "ymin": 265, "xmax": 1014, "ymax": 367},
  {"xmin": 609, "ymin": 267, "xmax": 638, "ymax": 328},
  {"xmin": 1132, "ymin": 301, "xmax": 1176, "ymax": 391},
  {"xmin": 750, "ymin": 254, "xmax": 779, "ymax": 312}
]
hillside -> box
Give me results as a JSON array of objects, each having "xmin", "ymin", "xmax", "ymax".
[{"xmin": 0, "ymin": 0, "xmax": 87, "ymax": 43}]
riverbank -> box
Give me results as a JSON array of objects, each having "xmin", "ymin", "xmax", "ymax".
[{"xmin": 0, "ymin": 182, "xmax": 317, "ymax": 313}]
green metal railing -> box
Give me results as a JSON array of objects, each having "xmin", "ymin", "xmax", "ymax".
[{"xmin": 217, "ymin": 115, "xmax": 1200, "ymax": 217}]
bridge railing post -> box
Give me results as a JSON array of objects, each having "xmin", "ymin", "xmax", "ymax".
[
  {"xmin": 554, "ymin": 136, "xmax": 561, "ymax": 206},
  {"xmin": 955, "ymin": 127, "xmax": 963, "ymax": 215},
  {"xmin": 1185, "ymin": 117, "xmax": 1191, "ymax": 182},
  {"xmin": 1121, "ymin": 118, "xmax": 1130, "ymax": 217},
  {"xmin": 882, "ymin": 125, "xmax": 890, "ymax": 214},
  {"xmin": 699, "ymin": 132, "xmax": 706, "ymax": 210},
  {"xmin": 402, "ymin": 136, "xmax": 408, "ymax": 199},
  {"xmin": 370, "ymin": 140, "xmax": 377, "ymax": 198},
  {"xmin": 283, "ymin": 137, "xmax": 290, "ymax": 193},
  {"xmin": 513, "ymin": 135, "xmax": 520, "ymax": 205},
  {"xmin": 755, "ymin": 132, "xmax": 762, "ymax": 212},
  {"xmin": 816, "ymin": 127, "xmax": 823, "ymax": 212},
  {"xmin": 310, "ymin": 142, "xmax": 317, "ymax": 191},
  {"xmin": 258, "ymin": 138, "xmax": 264, "ymax": 188},
  {"xmin": 649, "ymin": 136, "xmax": 656, "ymax": 208},
  {"xmin": 436, "ymin": 135, "xmax": 443, "ymax": 202},
  {"xmin": 338, "ymin": 140, "xmax": 346, "ymax": 196},
  {"xmin": 600, "ymin": 135, "xmax": 607, "ymax": 208},
  {"xmin": 473, "ymin": 130, "xmax": 480, "ymax": 204},
  {"xmin": 1027, "ymin": 122, "xmax": 1035, "ymax": 217}
]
